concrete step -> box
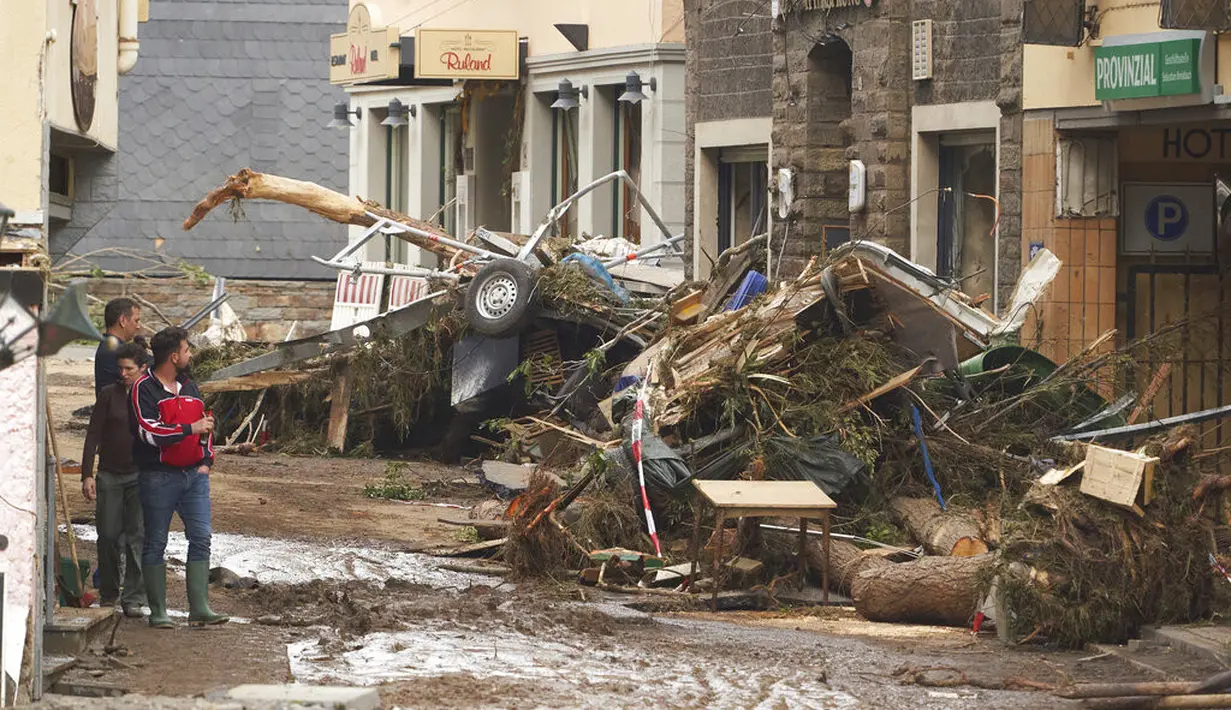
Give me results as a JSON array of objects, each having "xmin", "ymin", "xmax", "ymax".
[
  {"xmin": 1142, "ymin": 625, "xmax": 1231, "ymax": 668},
  {"xmin": 43, "ymin": 607, "xmax": 115, "ymax": 657},
  {"xmin": 40, "ymin": 654, "xmax": 77, "ymax": 694}
]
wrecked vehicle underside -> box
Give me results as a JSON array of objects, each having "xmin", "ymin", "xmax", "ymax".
[{"xmin": 182, "ymin": 167, "xmax": 1231, "ymax": 654}]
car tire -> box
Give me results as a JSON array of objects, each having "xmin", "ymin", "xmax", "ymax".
[{"xmin": 465, "ymin": 258, "xmax": 538, "ymax": 337}]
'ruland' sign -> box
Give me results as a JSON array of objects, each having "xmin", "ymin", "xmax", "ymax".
[{"xmin": 1095, "ymin": 38, "xmax": 1200, "ymax": 100}]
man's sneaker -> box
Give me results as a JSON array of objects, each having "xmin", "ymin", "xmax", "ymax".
[
  {"xmin": 121, "ymin": 603, "xmax": 145, "ymax": 619},
  {"xmin": 99, "ymin": 596, "xmax": 119, "ymax": 609}
]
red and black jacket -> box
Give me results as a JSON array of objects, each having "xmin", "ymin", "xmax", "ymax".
[{"xmin": 129, "ymin": 372, "xmax": 214, "ymax": 471}]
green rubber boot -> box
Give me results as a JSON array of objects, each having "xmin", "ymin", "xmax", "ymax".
[
  {"xmin": 142, "ymin": 564, "xmax": 175, "ymax": 629},
  {"xmin": 186, "ymin": 561, "xmax": 229, "ymax": 627}
]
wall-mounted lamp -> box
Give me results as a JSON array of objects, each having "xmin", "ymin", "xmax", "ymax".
[
  {"xmin": 380, "ymin": 98, "xmax": 415, "ymax": 127},
  {"xmin": 0, "ymin": 282, "xmax": 102, "ymax": 371},
  {"xmin": 551, "ymin": 79, "xmax": 588, "ymax": 111},
  {"xmin": 618, "ymin": 71, "xmax": 657, "ymax": 104},
  {"xmin": 328, "ymin": 102, "xmax": 362, "ymax": 129},
  {"xmin": 0, "ymin": 202, "xmax": 12, "ymax": 237}
]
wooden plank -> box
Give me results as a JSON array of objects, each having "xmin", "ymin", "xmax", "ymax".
[
  {"xmin": 199, "ymin": 370, "xmax": 318, "ymax": 393},
  {"xmin": 693, "ymin": 480, "xmax": 836, "ymax": 511},
  {"xmin": 840, "ymin": 364, "xmax": 924, "ymax": 413},
  {"xmin": 608, "ymin": 263, "xmax": 686, "ymax": 289},
  {"xmin": 326, "ymin": 364, "xmax": 353, "ymax": 453}
]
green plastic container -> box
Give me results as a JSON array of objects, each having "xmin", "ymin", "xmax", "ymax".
[{"xmin": 57, "ymin": 557, "xmax": 92, "ymax": 605}]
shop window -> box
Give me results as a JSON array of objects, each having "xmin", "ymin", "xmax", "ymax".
[
  {"xmin": 717, "ymin": 147, "xmax": 769, "ymax": 254},
  {"xmin": 1058, "ymin": 135, "xmax": 1118, "ymax": 218},
  {"xmin": 1161, "ymin": 0, "xmax": 1231, "ymax": 30},
  {"xmin": 385, "ymin": 121, "xmax": 408, "ymax": 264},
  {"xmin": 937, "ymin": 137, "xmax": 997, "ymax": 302},
  {"xmin": 553, "ymin": 110, "xmax": 579, "ymax": 239},
  {"xmin": 616, "ymin": 102, "xmax": 642, "ymax": 242},
  {"xmin": 1022, "ymin": 0, "xmax": 1086, "ymax": 46}
]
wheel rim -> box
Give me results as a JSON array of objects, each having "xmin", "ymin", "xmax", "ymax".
[{"xmin": 475, "ymin": 272, "xmax": 519, "ymax": 321}]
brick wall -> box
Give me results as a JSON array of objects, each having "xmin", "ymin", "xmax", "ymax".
[
  {"xmin": 683, "ymin": 0, "xmax": 773, "ymax": 275},
  {"xmin": 88, "ymin": 276, "xmax": 335, "ymax": 342}
]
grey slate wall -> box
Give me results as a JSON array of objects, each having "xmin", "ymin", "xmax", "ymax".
[
  {"xmin": 52, "ymin": 0, "xmax": 349, "ymax": 281},
  {"xmin": 683, "ymin": 0, "xmax": 773, "ymax": 276}
]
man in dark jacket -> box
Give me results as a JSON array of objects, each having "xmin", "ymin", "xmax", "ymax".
[
  {"xmin": 95, "ymin": 298, "xmax": 142, "ymax": 397},
  {"xmin": 131, "ymin": 327, "xmax": 227, "ymax": 628},
  {"xmin": 82, "ymin": 342, "xmax": 149, "ymax": 618}
]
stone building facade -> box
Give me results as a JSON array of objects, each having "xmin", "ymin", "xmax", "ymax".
[{"xmin": 685, "ymin": 0, "xmax": 1028, "ymax": 310}]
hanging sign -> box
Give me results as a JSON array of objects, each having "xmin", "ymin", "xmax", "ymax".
[
  {"xmin": 329, "ymin": 3, "xmax": 400, "ymax": 86},
  {"xmin": 1095, "ymin": 38, "xmax": 1200, "ymax": 101},
  {"xmin": 414, "ymin": 29, "xmax": 520, "ymax": 80}
]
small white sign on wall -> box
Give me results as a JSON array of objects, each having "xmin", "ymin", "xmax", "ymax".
[
  {"xmin": 849, "ymin": 160, "xmax": 866, "ymax": 213},
  {"xmin": 1121, "ymin": 183, "xmax": 1214, "ymax": 255}
]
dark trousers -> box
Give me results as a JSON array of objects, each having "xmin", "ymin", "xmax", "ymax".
[
  {"xmin": 95, "ymin": 470, "xmax": 146, "ymax": 605},
  {"xmin": 139, "ymin": 469, "xmax": 212, "ymax": 567}
]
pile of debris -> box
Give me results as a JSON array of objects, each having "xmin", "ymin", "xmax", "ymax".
[{"xmin": 183, "ymin": 168, "xmax": 1231, "ymax": 648}]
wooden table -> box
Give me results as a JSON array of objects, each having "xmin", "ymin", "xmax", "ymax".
[{"xmin": 692, "ymin": 480, "xmax": 837, "ymax": 608}]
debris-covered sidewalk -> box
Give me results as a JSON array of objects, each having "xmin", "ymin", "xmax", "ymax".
[{"xmin": 174, "ymin": 168, "xmax": 1231, "ymax": 705}]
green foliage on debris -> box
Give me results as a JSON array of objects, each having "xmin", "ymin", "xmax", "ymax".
[{"xmin": 363, "ymin": 461, "xmax": 428, "ymax": 501}]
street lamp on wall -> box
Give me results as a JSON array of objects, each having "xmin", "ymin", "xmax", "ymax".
[
  {"xmin": 0, "ymin": 202, "xmax": 12, "ymax": 237},
  {"xmin": 380, "ymin": 98, "xmax": 415, "ymax": 127},
  {"xmin": 328, "ymin": 102, "xmax": 362, "ymax": 129},
  {"xmin": 551, "ymin": 79, "xmax": 588, "ymax": 111},
  {"xmin": 618, "ymin": 71, "xmax": 657, "ymax": 104}
]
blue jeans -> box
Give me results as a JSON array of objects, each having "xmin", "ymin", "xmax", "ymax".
[{"xmin": 139, "ymin": 469, "xmax": 212, "ymax": 567}]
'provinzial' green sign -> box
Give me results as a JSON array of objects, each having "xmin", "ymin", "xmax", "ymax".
[{"xmin": 1095, "ymin": 38, "xmax": 1201, "ymax": 101}]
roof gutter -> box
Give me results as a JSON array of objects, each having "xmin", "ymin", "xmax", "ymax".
[{"xmin": 117, "ymin": 0, "xmax": 139, "ymax": 75}]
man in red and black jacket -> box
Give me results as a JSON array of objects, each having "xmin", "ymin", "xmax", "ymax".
[{"xmin": 130, "ymin": 326, "xmax": 227, "ymax": 629}]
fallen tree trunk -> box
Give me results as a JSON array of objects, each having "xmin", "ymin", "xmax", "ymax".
[
  {"xmin": 890, "ymin": 497, "xmax": 989, "ymax": 556},
  {"xmin": 183, "ymin": 168, "xmax": 459, "ymax": 259},
  {"xmin": 804, "ymin": 539, "xmax": 894, "ymax": 594},
  {"xmin": 852, "ymin": 553, "xmax": 992, "ymax": 627}
]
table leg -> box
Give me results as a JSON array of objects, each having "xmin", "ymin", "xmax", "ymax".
[
  {"xmin": 687, "ymin": 502, "xmax": 703, "ymax": 592},
  {"xmin": 712, "ymin": 511, "xmax": 726, "ymax": 611},
  {"xmin": 822, "ymin": 512, "xmax": 831, "ymax": 605},
  {"xmin": 798, "ymin": 517, "xmax": 808, "ymax": 589}
]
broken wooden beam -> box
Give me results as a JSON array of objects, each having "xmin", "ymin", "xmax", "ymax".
[
  {"xmin": 326, "ymin": 363, "xmax": 353, "ymax": 453},
  {"xmin": 183, "ymin": 168, "xmax": 459, "ymax": 259}
]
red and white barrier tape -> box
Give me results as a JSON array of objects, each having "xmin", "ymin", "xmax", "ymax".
[{"xmin": 631, "ymin": 363, "xmax": 662, "ymax": 557}]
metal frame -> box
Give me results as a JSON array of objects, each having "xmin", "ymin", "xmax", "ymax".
[{"xmin": 311, "ymin": 171, "xmax": 684, "ymax": 282}]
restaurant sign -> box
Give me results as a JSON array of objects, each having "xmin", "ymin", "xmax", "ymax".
[
  {"xmin": 1095, "ymin": 38, "xmax": 1200, "ymax": 101},
  {"xmin": 330, "ymin": 3, "xmax": 400, "ymax": 86},
  {"xmin": 414, "ymin": 29, "xmax": 520, "ymax": 81}
]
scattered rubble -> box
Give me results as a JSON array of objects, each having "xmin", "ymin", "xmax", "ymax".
[{"xmin": 182, "ymin": 167, "xmax": 1231, "ymax": 649}]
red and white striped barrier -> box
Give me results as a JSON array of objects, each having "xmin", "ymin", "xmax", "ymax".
[
  {"xmin": 329, "ymin": 272, "xmax": 384, "ymax": 331},
  {"xmin": 630, "ymin": 363, "xmax": 662, "ymax": 557},
  {"xmin": 388, "ymin": 275, "xmax": 429, "ymax": 310}
]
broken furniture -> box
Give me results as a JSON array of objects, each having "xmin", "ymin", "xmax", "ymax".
[{"xmin": 692, "ymin": 480, "xmax": 836, "ymax": 609}]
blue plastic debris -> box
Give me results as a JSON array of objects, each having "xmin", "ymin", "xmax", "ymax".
[
  {"xmin": 561, "ymin": 254, "xmax": 631, "ymax": 304},
  {"xmin": 724, "ymin": 270, "xmax": 768, "ymax": 312},
  {"xmin": 910, "ymin": 404, "xmax": 946, "ymax": 511},
  {"xmin": 616, "ymin": 375, "xmax": 641, "ymax": 393}
]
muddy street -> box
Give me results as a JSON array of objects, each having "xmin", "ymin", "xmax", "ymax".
[{"xmin": 41, "ymin": 353, "xmax": 1225, "ymax": 710}]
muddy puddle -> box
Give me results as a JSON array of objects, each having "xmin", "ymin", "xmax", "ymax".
[
  {"xmin": 68, "ymin": 525, "xmax": 500, "ymax": 589},
  {"xmin": 288, "ymin": 620, "xmax": 858, "ymax": 709}
]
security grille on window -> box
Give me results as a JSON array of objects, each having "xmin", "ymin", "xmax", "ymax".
[
  {"xmin": 1022, "ymin": 0, "xmax": 1085, "ymax": 46},
  {"xmin": 1160, "ymin": 0, "xmax": 1231, "ymax": 31}
]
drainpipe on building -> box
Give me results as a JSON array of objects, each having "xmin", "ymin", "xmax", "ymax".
[{"xmin": 117, "ymin": 0, "xmax": 140, "ymax": 75}]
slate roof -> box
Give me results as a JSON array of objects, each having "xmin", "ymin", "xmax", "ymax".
[{"xmin": 57, "ymin": 0, "xmax": 350, "ymax": 280}]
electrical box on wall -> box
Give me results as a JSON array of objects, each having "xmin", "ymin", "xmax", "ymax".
[
  {"xmin": 849, "ymin": 160, "xmax": 866, "ymax": 213},
  {"xmin": 778, "ymin": 168, "xmax": 794, "ymax": 219},
  {"xmin": 912, "ymin": 20, "xmax": 933, "ymax": 81}
]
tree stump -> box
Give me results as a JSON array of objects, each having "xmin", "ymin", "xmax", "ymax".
[{"xmin": 890, "ymin": 497, "xmax": 989, "ymax": 556}]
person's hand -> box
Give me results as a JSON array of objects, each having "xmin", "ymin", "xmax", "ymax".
[
  {"xmin": 82, "ymin": 477, "xmax": 97, "ymax": 502},
  {"xmin": 198, "ymin": 465, "xmax": 211, "ymax": 476},
  {"xmin": 191, "ymin": 416, "xmax": 215, "ymax": 435}
]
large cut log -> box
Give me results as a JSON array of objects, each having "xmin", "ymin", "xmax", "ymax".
[
  {"xmin": 890, "ymin": 497, "xmax": 989, "ymax": 556},
  {"xmin": 804, "ymin": 539, "xmax": 894, "ymax": 594},
  {"xmin": 852, "ymin": 553, "xmax": 993, "ymax": 627},
  {"xmin": 183, "ymin": 168, "xmax": 459, "ymax": 259}
]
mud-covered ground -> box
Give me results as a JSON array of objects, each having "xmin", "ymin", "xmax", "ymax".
[{"xmin": 39, "ymin": 351, "xmax": 1228, "ymax": 709}]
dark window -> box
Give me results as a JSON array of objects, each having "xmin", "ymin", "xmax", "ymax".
[
  {"xmin": 1160, "ymin": 0, "xmax": 1231, "ymax": 30},
  {"xmin": 49, "ymin": 154, "xmax": 71, "ymax": 198},
  {"xmin": 1022, "ymin": 0, "xmax": 1086, "ymax": 46}
]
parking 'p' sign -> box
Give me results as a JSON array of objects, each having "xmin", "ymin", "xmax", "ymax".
[
  {"xmin": 1122, "ymin": 183, "xmax": 1213, "ymax": 255},
  {"xmin": 1144, "ymin": 195, "xmax": 1189, "ymax": 242}
]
